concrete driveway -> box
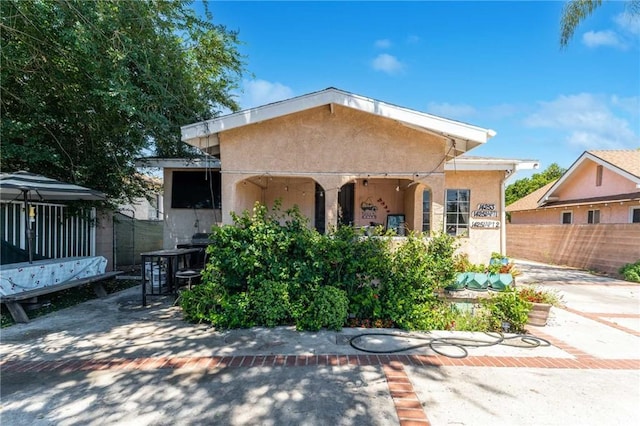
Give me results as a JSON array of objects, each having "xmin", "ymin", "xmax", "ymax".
[{"xmin": 1, "ymin": 260, "xmax": 639, "ymax": 425}]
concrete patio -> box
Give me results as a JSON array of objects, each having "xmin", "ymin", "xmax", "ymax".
[{"xmin": 1, "ymin": 260, "xmax": 638, "ymax": 425}]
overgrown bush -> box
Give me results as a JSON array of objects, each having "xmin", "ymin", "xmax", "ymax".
[
  {"xmin": 180, "ymin": 201, "xmax": 465, "ymax": 331},
  {"xmin": 619, "ymin": 260, "xmax": 640, "ymax": 283},
  {"xmin": 481, "ymin": 287, "xmax": 532, "ymax": 333}
]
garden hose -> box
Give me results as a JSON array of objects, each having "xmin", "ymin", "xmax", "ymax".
[{"xmin": 348, "ymin": 332, "xmax": 551, "ymax": 359}]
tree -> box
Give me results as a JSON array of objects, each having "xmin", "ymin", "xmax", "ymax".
[
  {"xmin": 560, "ymin": 0, "xmax": 640, "ymax": 48},
  {"xmin": 506, "ymin": 163, "xmax": 566, "ymax": 206},
  {"xmin": 1, "ymin": 0, "xmax": 244, "ymax": 204}
]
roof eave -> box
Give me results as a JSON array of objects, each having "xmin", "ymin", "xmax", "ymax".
[{"xmin": 181, "ymin": 88, "xmax": 496, "ymax": 151}]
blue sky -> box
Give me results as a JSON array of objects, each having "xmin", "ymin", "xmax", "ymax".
[{"xmin": 198, "ymin": 1, "xmax": 639, "ymax": 180}]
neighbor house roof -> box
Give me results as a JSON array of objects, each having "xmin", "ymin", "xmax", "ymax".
[
  {"xmin": 505, "ymin": 181, "xmax": 557, "ymax": 212},
  {"xmin": 538, "ymin": 149, "xmax": 640, "ymax": 206},
  {"xmin": 181, "ymin": 87, "xmax": 497, "ymax": 156}
]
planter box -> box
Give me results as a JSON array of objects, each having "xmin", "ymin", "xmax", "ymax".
[{"xmin": 527, "ymin": 302, "xmax": 552, "ymax": 326}]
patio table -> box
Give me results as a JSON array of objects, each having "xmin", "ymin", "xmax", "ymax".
[{"xmin": 140, "ymin": 248, "xmax": 201, "ymax": 306}]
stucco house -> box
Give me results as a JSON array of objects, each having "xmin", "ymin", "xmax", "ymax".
[
  {"xmin": 506, "ymin": 149, "xmax": 640, "ymax": 275},
  {"xmin": 163, "ymin": 88, "xmax": 537, "ymax": 264}
]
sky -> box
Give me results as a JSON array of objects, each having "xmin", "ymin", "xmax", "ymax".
[{"xmin": 197, "ymin": 0, "xmax": 639, "ymax": 180}]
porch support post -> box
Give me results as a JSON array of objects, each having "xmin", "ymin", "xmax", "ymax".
[
  {"xmin": 426, "ymin": 174, "xmax": 445, "ymax": 235},
  {"xmin": 221, "ymin": 173, "xmax": 243, "ymax": 225},
  {"xmin": 313, "ymin": 176, "xmax": 350, "ymax": 233}
]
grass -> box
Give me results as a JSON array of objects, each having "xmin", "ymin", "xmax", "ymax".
[{"xmin": 1, "ymin": 279, "xmax": 140, "ymax": 328}]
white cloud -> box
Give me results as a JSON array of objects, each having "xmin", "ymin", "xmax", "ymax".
[
  {"xmin": 426, "ymin": 102, "xmax": 477, "ymax": 119},
  {"xmin": 371, "ymin": 53, "xmax": 404, "ymax": 74},
  {"xmin": 614, "ymin": 11, "xmax": 640, "ymax": 35},
  {"xmin": 524, "ymin": 93, "xmax": 639, "ymax": 150},
  {"xmin": 239, "ymin": 79, "xmax": 294, "ymax": 109},
  {"xmin": 582, "ymin": 30, "xmax": 626, "ymax": 49},
  {"xmin": 374, "ymin": 39, "xmax": 392, "ymax": 49}
]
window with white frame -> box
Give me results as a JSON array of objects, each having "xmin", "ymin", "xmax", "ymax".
[
  {"xmin": 587, "ymin": 209, "xmax": 600, "ymax": 224},
  {"xmin": 445, "ymin": 189, "xmax": 470, "ymax": 237},
  {"xmin": 562, "ymin": 211, "xmax": 572, "ymax": 224},
  {"xmin": 422, "ymin": 190, "xmax": 431, "ymax": 233},
  {"xmin": 631, "ymin": 207, "xmax": 640, "ymax": 224}
]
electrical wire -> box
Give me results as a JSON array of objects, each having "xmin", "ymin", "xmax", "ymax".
[{"xmin": 349, "ymin": 331, "xmax": 551, "ymax": 359}]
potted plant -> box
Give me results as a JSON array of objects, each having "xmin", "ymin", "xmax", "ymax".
[{"xmin": 517, "ymin": 285, "xmax": 562, "ymax": 327}]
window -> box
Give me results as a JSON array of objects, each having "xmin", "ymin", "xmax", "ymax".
[
  {"xmin": 631, "ymin": 207, "xmax": 640, "ymax": 224},
  {"xmin": 445, "ymin": 189, "xmax": 470, "ymax": 237},
  {"xmin": 595, "ymin": 165, "xmax": 603, "ymax": 187},
  {"xmin": 171, "ymin": 170, "xmax": 221, "ymax": 209},
  {"xmin": 562, "ymin": 211, "xmax": 572, "ymax": 224},
  {"xmin": 587, "ymin": 209, "xmax": 600, "ymax": 224},
  {"xmin": 422, "ymin": 190, "xmax": 431, "ymax": 233}
]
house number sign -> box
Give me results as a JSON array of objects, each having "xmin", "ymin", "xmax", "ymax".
[{"xmin": 471, "ymin": 203, "xmax": 500, "ymax": 229}]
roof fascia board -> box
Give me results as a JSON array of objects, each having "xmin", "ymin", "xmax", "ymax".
[
  {"xmin": 181, "ymin": 88, "xmax": 496, "ymax": 148},
  {"xmin": 444, "ymin": 159, "xmax": 538, "ymax": 171},
  {"xmin": 135, "ymin": 158, "xmax": 221, "ymax": 169}
]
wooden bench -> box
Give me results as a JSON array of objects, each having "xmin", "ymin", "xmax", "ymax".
[{"xmin": 0, "ymin": 270, "xmax": 123, "ymax": 323}]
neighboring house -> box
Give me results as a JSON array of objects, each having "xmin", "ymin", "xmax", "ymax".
[
  {"xmin": 506, "ymin": 149, "xmax": 640, "ymax": 275},
  {"xmin": 166, "ymin": 88, "xmax": 537, "ymax": 264}
]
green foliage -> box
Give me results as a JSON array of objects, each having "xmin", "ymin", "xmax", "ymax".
[
  {"xmin": 482, "ymin": 287, "xmax": 532, "ymax": 333},
  {"xmin": 249, "ymin": 280, "xmax": 292, "ymax": 327},
  {"xmin": 381, "ymin": 233, "xmax": 459, "ymax": 330},
  {"xmin": 295, "ymin": 286, "xmax": 349, "ymax": 331},
  {"xmin": 619, "ymin": 260, "xmax": 640, "ymax": 282},
  {"xmin": 505, "ymin": 163, "xmax": 566, "ymax": 207},
  {"xmin": 181, "ymin": 202, "xmax": 464, "ymax": 331},
  {"xmin": 1, "ymin": 0, "xmax": 244, "ymax": 204}
]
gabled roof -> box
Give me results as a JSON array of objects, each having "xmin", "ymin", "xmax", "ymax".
[
  {"xmin": 538, "ymin": 149, "xmax": 640, "ymax": 206},
  {"xmin": 181, "ymin": 87, "xmax": 497, "ymax": 155},
  {"xmin": 505, "ymin": 181, "xmax": 557, "ymax": 212}
]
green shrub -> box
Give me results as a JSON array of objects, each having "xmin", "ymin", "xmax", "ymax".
[
  {"xmin": 619, "ymin": 260, "xmax": 640, "ymax": 283},
  {"xmin": 249, "ymin": 280, "xmax": 292, "ymax": 327},
  {"xmin": 482, "ymin": 287, "xmax": 531, "ymax": 333},
  {"xmin": 295, "ymin": 286, "xmax": 348, "ymax": 331}
]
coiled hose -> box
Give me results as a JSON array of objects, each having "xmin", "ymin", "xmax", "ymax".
[{"xmin": 349, "ymin": 331, "xmax": 551, "ymax": 358}]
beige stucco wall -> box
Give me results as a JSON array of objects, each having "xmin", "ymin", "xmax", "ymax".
[
  {"xmin": 162, "ymin": 168, "xmax": 222, "ymax": 248},
  {"xmin": 219, "ymin": 105, "xmax": 448, "ymax": 232},
  {"xmin": 557, "ymin": 161, "xmax": 637, "ymax": 200},
  {"xmin": 511, "ymin": 201, "xmax": 639, "ymax": 224},
  {"xmin": 445, "ymin": 170, "xmax": 506, "ymax": 264}
]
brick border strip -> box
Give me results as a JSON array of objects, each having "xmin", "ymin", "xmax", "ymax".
[
  {"xmin": 2, "ymin": 353, "xmax": 638, "ymax": 373},
  {"xmin": 560, "ymin": 307, "xmax": 640, "ymax": 337}
]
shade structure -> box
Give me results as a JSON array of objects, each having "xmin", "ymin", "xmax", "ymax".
[
  {"xmin": 0, "ymin": 171, "xmax": 106, "ymax": 202},
  {"xmin": 0, "ymin": 171, "xmax": 107, "ymax": 263}
]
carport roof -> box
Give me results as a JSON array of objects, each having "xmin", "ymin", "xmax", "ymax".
[{"xmin": 181, "ymin": 87, "xmax": 497, "ymax": 155}]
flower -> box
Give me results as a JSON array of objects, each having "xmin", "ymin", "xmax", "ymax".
[{"xmin": 517, "ymin": 286, "xmax": 562, "ymax": 306}]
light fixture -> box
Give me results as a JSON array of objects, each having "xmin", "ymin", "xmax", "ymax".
[
  {"xmin": 284, "ymin": 185, "xmax": 288, "ymax": 192},
  {"xmin": 363, "ymin": 179, "xmax": 368, "ymax": 187},
  {"xmin": 395, "ymin": 185, "xmax": 400, "ymax": 192}
]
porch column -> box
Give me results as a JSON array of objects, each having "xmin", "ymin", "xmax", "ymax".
[
  {"xmin": 313, "ymin": 176, "xmax": 351, "ymax": 233},
  {"xmin": 221, "ymin": 173, "xmax": 243, "ymax": 225},
  {"xmin": 425, "ymin": 174, "xmax": 445, "ymax": 234}
]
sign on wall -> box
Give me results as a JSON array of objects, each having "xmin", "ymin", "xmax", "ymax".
[{"xmin": 471, "ymin": 203, "xmax": 500, "ymax": 229}]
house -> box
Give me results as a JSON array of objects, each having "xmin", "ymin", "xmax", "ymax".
[
  {"xmin": 506, "ymin": 149, "xmax": 640, "ymax": 275},
  {"xmin": 164, "ymin": 88, "xmax": 537, "ymax": 264}
]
